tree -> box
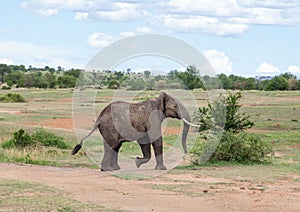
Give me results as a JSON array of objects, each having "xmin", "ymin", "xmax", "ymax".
[
  {"xmin": 266, "ymin": 76, "xmax": 289, "ymax": 91},
  {"xmin": 23, "ymin": 73, "xmax": 36, "ymax": 88},
  {"xmin": 288, "ymin": 78, "xmax": 298, "ymax": 90},
  {"xmin": 218, "ymin": 73, "xmax": 233, "ymax": 89},
  {"xmin": 107, "ymin": 79, "xmax": 120, "ymax": 89},
  {"xmin": 193, "ymin": 92, "xmax": 254, "ymax": 133},
  {"xmin": 127, "ymin": 78, "xmax": 146, "ymax": 90},
  {"xmin": 64, "ymin": 69, "xmax": 81, "ymax": 78},
  {"xmin": 175, "ymin": 65, "xmax": 204, "ymax": 90},
  {"xmin": 44, "ymin": 72, "xmax": 57, "ymax": 88},
  {"xmin": 0, "ymin": 64, "xmax": 12, "ymax": 83},
  {"xmin": 5, "ymin": 71, "xmax": 25, "ymax": 87},
  {"xmin": 57, "ymin": 75, "xmax": 77, "ymax": 88},
  {"xmin": 279, "ymin": 72, "xmax": 296, "ymax": 80},
  {"xmin": 144, "ymin": 70, "xmax": 151, "ymax": 79}
]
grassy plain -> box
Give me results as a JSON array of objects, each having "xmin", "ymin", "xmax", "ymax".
[
  {"xmin": 1, "ymin": 89, "xmax": 300, "ymax": 210},
  {"xmin": 0, "ymin": 89, "xmax": 300, "ymax": 171}
]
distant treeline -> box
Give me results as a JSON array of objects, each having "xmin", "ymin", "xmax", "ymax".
[{"xmin": 0, "ymin": 64, "xmax": 299, "ymax": 91}]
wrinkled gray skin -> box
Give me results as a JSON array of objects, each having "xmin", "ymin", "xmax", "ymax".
[{"xmin": 72, "ymin": 92, "xmax": 191, "ymax": 171}]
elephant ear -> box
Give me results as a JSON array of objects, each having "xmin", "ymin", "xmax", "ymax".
[{"xmin": 158, "ymin": 92, "xmax": 167, "ymax": 114}]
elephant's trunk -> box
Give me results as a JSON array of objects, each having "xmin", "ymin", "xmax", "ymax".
[
  {"xmin": 182, "ymin": 121, "xmax": 189, "ymax": 154},
  {"xmin": 179, "ymin": 104, "xmax": 190, "ymax": 154}
]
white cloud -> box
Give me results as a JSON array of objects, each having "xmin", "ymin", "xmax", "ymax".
[
  {"xmin": 87, "ymin": 31, "xmax": 139, "ymax": 48},
  {"xmin": 87, "ymin": 33, "xmax": 115, "ymax": 48},
  {"xmin": 21, "ymin": 0, "xmax": 142, "ymax": 22},
  {"xmin": 37, "ymin": 8, "xmax": 58, "ymax": 16},
  {"xmin": 21, "ymin": 0, "xmax": 116, "ymax": 11},
  {"xmin": 75, "ymin": 12, "xmax": 90, "ymax": 21},
  {"xmin": 30, "ymin": 57, "xmax": 84, "ymax": 69},
  {"xmin": 204, "ymin": 49, "xmax": 232, "ymax": 74},
  {"xmin": 0, "ymin": 58, "xmax": 14, "ymax": 65},
  {"xmin": 287, "ymin": 65, "xmax": 300, "ymax": 73},
  {"xmin": 0, "ymin": 41, "xmax": 82, "ymax": 69},
  {"xmin": 20, "ymin": 0, "xmax": 300, "ymax": 36},
  {"xmin": 0, "ymin": 41, "xmax": 68, "ymax": 58},
  {"xmin": 168, "ymin": 0, "xmax": 241, "ymax": 17},
  {"xmin": 239, "ymin": 0, "xmax": 300, "ymax": 9},
  {"xmin": 256, "ymin": 62, "xmax": 280, "ymax": 74},
  {"xmin": 165, "ymin": 0, "xmax": 300, "ymax": 35},
  {"xmin": 164, "ymin": 15, "xmax": 248, "ymax": 36},
  {"xmin": 135, "ymin": 27, "xmax": 152, "ymax": 33},
  {"xmin": 120, "ymin": 31, "xmax": 136, "ymax": 37},
  {"xmin": 88, "ymin": 3, "xmax": 141, "ymax": 22}
]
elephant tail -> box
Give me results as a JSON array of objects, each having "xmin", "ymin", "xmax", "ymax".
[{"xmin": 71, "ymin": 125, "xmax": 98, "ymax": 155}]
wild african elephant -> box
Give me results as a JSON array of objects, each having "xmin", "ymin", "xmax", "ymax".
[{"xmin": 72, "ymin": 92, "xmax": 197, "ymax": 171}]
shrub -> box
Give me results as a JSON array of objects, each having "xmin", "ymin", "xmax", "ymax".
[
  {"xmin": 1, "ymin": 129, "xmax": 34, "ymax": 149},
  {"xmin": 107, "ymin": 79, "xmax": 120, "ymax": 89},
  {"xmin": 193, "ymin": 92, "xmax": 254, "ymax": 133},
  {"xmin": 0, "ymin": 93, "xmax": 26, "ymax": 103},
  {"xmin": 127, "ymin": 78, "xmax": 146, "ymax": 91},
  {"xmin": 32, "ymin": 128, "xmax": 69, "ymax": 149},
  {"xmin": 191, "ymin": 91, "xmax": 272, "ymax": 164},
  {"xmin": 1, "ymin": 128, "xmax": 70, "ymax": 149},
  {"xmin": 190, "ymin": 131, "xmax": 273, "ymax": 164},
  {"xmin": 1, "ymin": 85, "xmax": 11, "ymax": 90}
]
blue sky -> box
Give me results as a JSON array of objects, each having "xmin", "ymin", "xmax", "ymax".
[{"xmin": 0, "ymin": 0, "xmax": 300, "ymax": 77}]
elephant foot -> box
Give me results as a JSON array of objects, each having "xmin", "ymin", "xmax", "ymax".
[
  {"xmin": 100, "ymin": 165, "xmax": 114, "ymax": 171},
  {"xmin": 111, "ymin": 164, "xmax": 121, "ymax": 170},
  {"xmin": 155, "ymin": 164, "xmax": 167, "ymax": 170},
  {"xmin": 135, "ymin": 157, "xmax": 150, "ymax": 168}
]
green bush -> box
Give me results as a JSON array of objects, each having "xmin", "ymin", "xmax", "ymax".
[
  {"xmin": 127, "ymin": 78, "xmax": 146, "ymax": 91},
  {"xmin": 191, "ymin": 92, "xmax": 272, "ymax": 164},
  {"xmin": 107, "ymin": 79, "xmax": 120, "ymax": 89},
  {"xmin": 1, "ymin": 85, "xmax": 11, "ymax": 90},
  {"xmin": 1, "ymin": 129, "xmax": 34, "ymax": 148},
  {"xmin": 1, "ymin": 128, "xmax": 70, "ymax": 149},
  {"xmin": 190, "ymin": 131, "xmax": 273, "ymax": 164},
  {"xmin": 0, "ymin": 93, "xmax": 26, "ymax": 103},
  {"xmin": 193, "ymin": 92, "xmax": 254, "ymax": 132},
  {"xmin": 32, "ymin": 128, "xmax": 69, "ymax": 149}
]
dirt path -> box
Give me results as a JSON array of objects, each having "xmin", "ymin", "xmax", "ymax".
[{"xmin": 1, "ymin": 163, "xmax": 300, "ymax": 211}]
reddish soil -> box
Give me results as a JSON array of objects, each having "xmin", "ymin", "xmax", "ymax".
[
  {"xmin": 41, "ymin": 118, "xmax": 74, "ymax": 130},
  {"xmin": 163, "ymin": 127, "xmax": 182, "ymax": 135},
  {"xmin": 0, "ymin": 163, "xmax": 300, "ymax": 211}
]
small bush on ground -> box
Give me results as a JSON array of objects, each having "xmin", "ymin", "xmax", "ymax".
[
  {"xmin": 1, "ymin": 129, "xmax": 33, "ymax": 148},
  {"xmin": 32, "ymin": 128, "xmax": 69, "ymax": 149},
  {"xmin": 191, "ymin": 91, "xmax": 273, "ymax": 164},
  {"xmin": 193, "ymin": 92, "xmax": 254, "ymax": 132},
  {"xmin": 0, "ymin": 93, "xmax": 26, "ymax": 103},
  {"xmin": 1, "ymin": 128, "xmax": 70, "ymax": 149},
  {"xmin": 190, "ymin": 131, "xmax": 273, "ymax": 164}
]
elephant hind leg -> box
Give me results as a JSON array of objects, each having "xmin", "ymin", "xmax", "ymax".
[
  {"xmin": 135, "ymin": 142, "xmax": 151, "ymax": 168},
  {"xmin": 101, "ymin": 141, "xmax": 119, "ymax": 171}
]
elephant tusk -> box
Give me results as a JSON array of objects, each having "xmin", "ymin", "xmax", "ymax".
[{"xmin": 182, "ymin": 118, "xmax": 201, "ymax": 127}]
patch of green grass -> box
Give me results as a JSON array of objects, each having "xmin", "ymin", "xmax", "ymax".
[
  {"xmin": 1, "ymin": 128, "xmax": 71, "ymax": 149},
  {"xmin": 113, "ymin": 173, "xmax": 147, "ymax": 180},
  {"xmin": 0, "ymin": 93, "xmax": 26, "ymax": 103},
  {"xmin": 0, "ymin": 179, "xmax": 107, "ymax": 211},
  {"xmin": 150, "ymin": 182, "xmax": 215, "ymax": 197}
]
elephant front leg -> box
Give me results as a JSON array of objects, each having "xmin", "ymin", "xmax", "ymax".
[
  {"xmin": 135, "ymin": 143, "xmax": 151, "ymax": 168},
  {"xmin": 152, "ymin": 137, "xmax": 167, "ymax": 170}
]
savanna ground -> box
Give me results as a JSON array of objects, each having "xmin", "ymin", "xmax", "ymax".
[{"xmin": 0, "ymin": 89, "xmax": 300, "ymax": 211}]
